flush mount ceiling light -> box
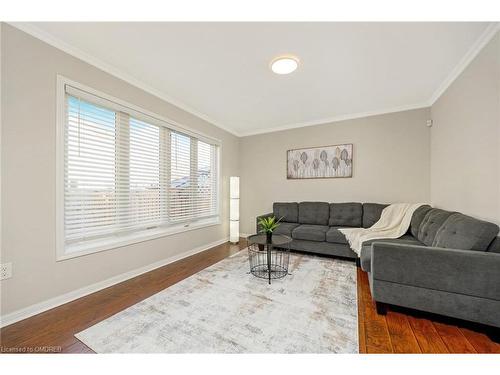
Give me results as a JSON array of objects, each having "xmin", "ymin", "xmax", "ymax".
[{"xmin": 270, "ymin": 56, "xmax": 299, "ymax": 75}]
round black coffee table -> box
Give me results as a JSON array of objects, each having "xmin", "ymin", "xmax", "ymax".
[{"xmin": 247, "ymin": 234, "xmax": 292, "ymax": 284}]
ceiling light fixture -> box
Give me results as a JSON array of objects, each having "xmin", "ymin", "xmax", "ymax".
[{"xmin": 270, "ymin": 56, "xmax": 299, "ymax": 75}]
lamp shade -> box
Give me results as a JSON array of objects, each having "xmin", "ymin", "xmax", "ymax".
[
  {"xmin": 229, "ymin": 176, "xmax": 240, "ymax": 243},
  {"xmin": 229, "ymin": 221, "xmax": 239, "ymax": 243},
  {"xmin": 230, "ymin": 176, "xmax": 239, "ymax": 199},
  {"xmin": 230, "ymin": 199, "xmax": 239, "ymax": 221}
]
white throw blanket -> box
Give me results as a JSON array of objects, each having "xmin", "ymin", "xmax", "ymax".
[{"xmin": 339, "ymin": 203, "xmax": 425, "ymax": 255}]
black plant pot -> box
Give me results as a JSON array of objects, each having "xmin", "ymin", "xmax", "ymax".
[{"xmin": 266, "ymin": 232, "xmax": 272, "ymax": 244}]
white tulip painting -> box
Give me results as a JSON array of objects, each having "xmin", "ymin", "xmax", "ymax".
[{"xmin": 287, "ymin": 144, "xmax": 353, "ymax": 179}]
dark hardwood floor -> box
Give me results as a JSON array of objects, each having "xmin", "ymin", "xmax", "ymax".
[
  {"xmin": 1, "ymin": 240, "xmax": 499, "ymax": 354},
  {"xmin": 356, "ymin": 270, "xmax": 500, "ymax": 353}
]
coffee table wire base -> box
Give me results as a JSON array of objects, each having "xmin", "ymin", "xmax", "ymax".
[
  {"xmin": 247, "ymin": 242, "xmax": 291, "ymax": 284},
  {"xmin": 249, "ymin": 264, "xmax": 289, "ymax": 280}
]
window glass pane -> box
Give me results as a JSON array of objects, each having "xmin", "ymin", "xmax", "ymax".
[
  {"xmin": 129, "ymin": 117, "xmax": 161, "ymax": 228},
  {"xmin": 65, "ymin": 96, "xmax": 117, "ymax": 243},
  {"xmin": 169, "ymin": 132, "xmax": 191, "ymax": 222},
  {"xmin": 196, "ymin": 140, "xmax": 215, "ymax": 217}
]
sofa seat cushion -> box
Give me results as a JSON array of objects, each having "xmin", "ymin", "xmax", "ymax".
[
  {"xmin": 432, "ymin": 213, "xmax": 499, "ymax": 251},
  {"xmin": 298, "ymin": 202, "xmax": 330, "ymax": 225},
  {"xmin": 329, "ymin": 202, "xmax": 362, "ymax": 227},
  {"xmin": 292, "ymin": 225, "xmax": 329, "ymax": 242},
  {"xmin": 417, "ymin": 208, "xmax": 454, "ymax": 246},
  {"xmin": 326, "ymin": 227, "xmax": 349, "ymax": 244},
  {"xmin": 273, "ymin": 202, "xmax": 298, "ymax": 223},
  {"xmin": 360, "ymin": 235, "xmax": 424, "ymax": 273},
  {"xmin": 290, "ymin": 240, "xmax": 356, "ymax": 258},
  {"xmin": 273, "ymin": 222, "xmax": 300, "ymax": 237},
  {"xmin": 362, "ymin": 203, "xmax": 388, "ymax": 228}
]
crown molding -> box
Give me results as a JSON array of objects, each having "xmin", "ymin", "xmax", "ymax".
[
  {"xmin": 238, "ymin": 102, "xmax": 430, "ymax": 136},
  {"xmin": 239, "ymin": 22, "xmax": 500, "ymax": 137},
  {"xmin": 8, "ymin": 22, "xmax": 240, "ymax": 137},
  {"xmin": 8, "ymin": 22, "xmax": 499, "ymax": 138},
  {"xmin": 428, "ymin": 22, "xmax": 500, "ymax": 105}
]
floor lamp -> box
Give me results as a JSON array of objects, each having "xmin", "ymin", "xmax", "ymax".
[{"xmin": 230, "ymin": 176, "xmax": 239, "ymax": 243}]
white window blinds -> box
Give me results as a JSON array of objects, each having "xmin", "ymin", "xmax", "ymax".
[{"xmin": 63, "ymin": 84, "xmax": 219, "ymax": 251}]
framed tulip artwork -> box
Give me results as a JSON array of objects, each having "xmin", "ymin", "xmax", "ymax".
[{"xmin": 287, "ymin": 144, "xmax": 353, "ymax": 179}]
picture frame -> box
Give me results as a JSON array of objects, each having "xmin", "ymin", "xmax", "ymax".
[{"xmin": 287, "ymin": 144, "xmax": 353, "ymax": 179}]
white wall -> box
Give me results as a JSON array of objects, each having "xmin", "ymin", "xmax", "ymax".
[
  {"xmin": 0, "ymin": 24, "xmax": 240, "ymax": 316},
  {"xmin": 430, "ymin": 31, "xmax": 500, "ymax": 225},
  {"xmin": 239, "ymin": 108, "xmax": 431, "ymax": 234}
]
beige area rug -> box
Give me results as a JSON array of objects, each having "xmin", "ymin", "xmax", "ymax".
[{"xmin": 75, "ymin": 250, "xmax": 358, "ymax": 353}]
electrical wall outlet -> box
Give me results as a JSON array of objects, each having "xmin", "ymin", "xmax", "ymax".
[{"xmin": 0, "ymin": 262, "xmax": 13, "ymax": 280}]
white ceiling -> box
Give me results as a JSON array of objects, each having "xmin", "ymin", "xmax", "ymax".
[{"xmin": 17, "ymin": 22, "xmax": 497, "ymax": 136}]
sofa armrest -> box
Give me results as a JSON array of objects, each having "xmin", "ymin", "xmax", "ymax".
[
  {"xmin": 371, "ymin": 243, "xmax": 500, "ymax": 301},
  {"xmin": 256, "ymin": 212, "xmax": 273, "ymax": 233}
]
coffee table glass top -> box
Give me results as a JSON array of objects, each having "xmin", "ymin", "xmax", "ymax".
[{"xmin": 247, "ymin": 234, "xmax": 292, "ymax": 246}]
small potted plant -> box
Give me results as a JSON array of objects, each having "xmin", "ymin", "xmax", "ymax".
[{"xmin": 258, "ymin": 216, "xmax": 283, "ymax": 243}]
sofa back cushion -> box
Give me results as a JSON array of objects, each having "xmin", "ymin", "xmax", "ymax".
[
  {"xmin": 417, "ymin": 208, "xmax": 454, "ymax": 246},
  {"xmin": 410, "ymin": 204, "xmax": 432, "ymax": 237},
  {"xmin": 273, "ymin": 202, "xmax": 298, "ymax": 223},
  {"xmin": 432, "ymin": 213, "xmax": 499, "ymax": 251},
  {"xmin": 487, "ymin": 237, "xmax": 500, "ymax": 253},
  {"xmin": 362, "ymin": 203, "xmax": 388, "ymax": 228},
  {"xmin": 298, "ymin": 202, "xmax": 329, "ymax": 225},
  {"xmin": 329, "ymin": 202, "xmax": 362, "ymax": 227}
]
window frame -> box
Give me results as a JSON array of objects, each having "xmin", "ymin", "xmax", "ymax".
[{"xmin": 56, "ymin": 75, "xmax": 222, "ymax": 261}]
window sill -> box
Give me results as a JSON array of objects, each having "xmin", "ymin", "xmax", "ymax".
[{"xmin": 57, "ymin": 217, "xmax": 221, "ymax": 261}]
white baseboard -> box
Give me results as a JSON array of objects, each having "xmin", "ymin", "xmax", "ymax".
[{"xmin": 0, "ymin": 238, "xmax": 229, "ymax": 328}]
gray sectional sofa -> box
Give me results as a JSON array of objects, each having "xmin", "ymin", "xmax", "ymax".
[
  {"xmin": 257, "ymin": 202, "xmax": 389, "ymax": 259},
  {"xmin": 256, "ymin": 202, "xmax": 500, "ymax": 330}
]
